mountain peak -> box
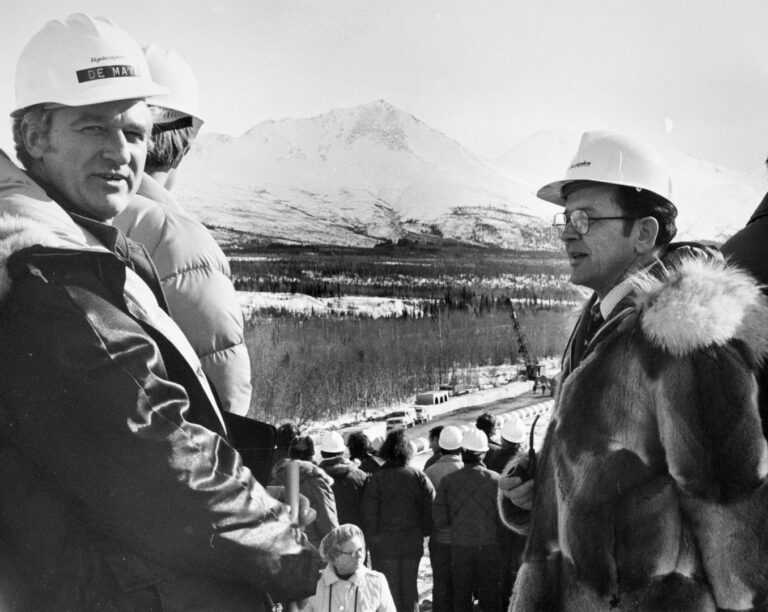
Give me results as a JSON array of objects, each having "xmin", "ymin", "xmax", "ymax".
[{"xmin": 346, "ymin": 100, "xmax": 409, "ymax": 151}]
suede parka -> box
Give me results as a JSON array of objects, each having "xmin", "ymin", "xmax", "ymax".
[
  {"xmin": 270, "ymin": 459, "xmax": 340, "ymax": 549},
  {"xmin": 0, "ymin": 153, "xmax": 321, "ymax": 611},
  {"xmin": 499, "ymin": 247, "xmax": 768, "ymax": 611},
  {"xmin": 114, "ymin": 175, "xmax": 252, "ymax": 416}
]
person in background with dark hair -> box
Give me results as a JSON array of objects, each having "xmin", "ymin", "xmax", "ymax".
[
  {"xmin": 113, "ymin": 44, "xmax": 251, "ymax": 417},
  {"xmin": 498, "ymin": 131, "xmax": 768, "ymax": 611},
  {"xmin": 273, "ymin": 422, "xmax": 300, "ymax": 467},
  {"xmin": 475, "ymin": 412, "xmax": 501, "ymax": 466},
  {"xmin": 423, "ymin": 424, "xmax": 444, "ymax": 470},
  {"xmin": 361, "ymin": 429, "xmax": 434, "ymax": 612},
  {"xmin": 347, "ymin": 431, "xmax": 382, "ymax": 475},
  {"xmin": 271, "ymin": 435, "xmax": 339, "ymax": 549}
]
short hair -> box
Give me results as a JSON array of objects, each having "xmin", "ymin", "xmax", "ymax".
[
  {"xmin": 319, "ymin": 523, "xmax": 365, "ymax": 563},
  {"xmin": 289, "ymin": 435, "xmax": 314, "ymax": 461},
  {"xmin": 11, "ymin": 106, "xmax": 55, "ymax": 170},
  {"xmin": 428, "ymin": 425, "xmax": 444, "ymax": 441},
  {"xmin": 475, "ymin": 413, "xmax": 496, "ymax": 437},
  {"xmin": 346, "ymin": 432, "xmax": 373, "ymax": 459},
  {"xmin": 145, "ymin": 122, "xmax": 195, "ymax": 172},
  {"xmin": 614, "ymin": 185, "xmax": 677, "ymax": 246},
  {"xmin": 461, "ymin": 449, "xmax": 484, "ymax": 465},
  {"xmin": 378, "ymin": 429, "xmax": 412, "ymax": 466},
  {"xmin": 276, "ymin": 423, "xmax": 299, "ymax": 449}
]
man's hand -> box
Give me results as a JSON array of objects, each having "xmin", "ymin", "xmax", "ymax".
[
  {"xmin": 499, "ymin": 457, "xmax": 535, "ymax": 510},
  {"xmin": 266, "ymin": 486, "xmax": 317, "ymax": 527},
  {"xmin": 499, "ymin": 476, "xmax": 534, "ymax": 510}
]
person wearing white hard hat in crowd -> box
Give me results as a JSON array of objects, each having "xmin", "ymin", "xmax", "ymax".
[
  {"xmin": 424, "ymin": 425, "xmax": 463, "ymax": 612},
  {"xmin": 498, "ymin": 131, "xmax": 768, "ymax": 611},
  {"xmin": 432, "ymin": 429, "xmax": 503, "ymax": 612},
  {"xmin": 317, "ymin": 431, "xmax": 369, "ymax": 530},
  {"xmin": 487, "ymin": 414, "xmax": 527, "ymax": 610},
  {"xmin": 113, "ymin": 44, "xmax": 253, "ymax": 418},
  {"xmin": 0, "ymin": 13, "xmax": 321, "ymax": 610},
  {"xmin": 485, "ymin": 413, "xmax": 525, "ymax": 474}
]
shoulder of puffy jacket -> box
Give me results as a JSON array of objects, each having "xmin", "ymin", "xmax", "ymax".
[{"xmin": 630, "ymin": 253, "xmax": 768, "ymax": 358}]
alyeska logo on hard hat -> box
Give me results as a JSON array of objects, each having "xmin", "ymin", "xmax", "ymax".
[{"xmin": 76, "ymin": 65, "xmax": 142, "ymax": 83}]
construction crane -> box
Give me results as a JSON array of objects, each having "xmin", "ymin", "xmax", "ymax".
[{"xmin": 509, "ymin": 299, "xmax": 544, "ymax": 382}]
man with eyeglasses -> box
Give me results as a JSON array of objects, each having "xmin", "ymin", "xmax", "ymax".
[{"xmin": 497, "ymin": 131, "xmax": 768, "ymax": 611}]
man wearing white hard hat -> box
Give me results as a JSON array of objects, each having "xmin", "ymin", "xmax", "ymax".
[
  {"xmin": 113, "ymin": 43, "xmax": 252, "ymax": 418},
  {"xmin": 498, "ymin": 131, "xmax": 768, "ymax": 611},
  {"xmin": 0, "ymin": 14, "xmax": 320, "ymax": 610},
  {"xmin": 433, "ymin": 429, "xmax": 503, "ymax": 612},
  {"xmin": 317, "ymin": 430, "xmax": 368, "ymax": 529},
  {"xmin": 424, "ymin": 425, "xmax": 463, "ymax": 612}
]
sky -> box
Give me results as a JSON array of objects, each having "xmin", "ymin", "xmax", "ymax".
[{"xmin": 2, "ymin": 0, "xmax": 768, "ymax": 173}]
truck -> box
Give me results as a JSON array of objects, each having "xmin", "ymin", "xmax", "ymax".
[
  {"xmin": 413, "ymin": 390, "xmax": 451, "ymax": 423},
  {"xmin": 340, "ymin": 421, "xmax": 387, "ymax": 451}
]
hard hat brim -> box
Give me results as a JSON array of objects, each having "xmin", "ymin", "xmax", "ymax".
[
  {"xmin": 14, "ymin": 80, "xmax": 169, "ymax": 114},
  {"xmin": 537, "ymin": 178, "xmax": 675, "ymax": 209}
]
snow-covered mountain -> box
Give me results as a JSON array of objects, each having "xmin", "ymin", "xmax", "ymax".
[
  {"xmin": 175, "ymin": 106, "xmax": 766, "ymax": 249},
  {"xmin": 494, "ymin": 129, "xmax": 768, "ymax": 243},
  {"xmin": 175, "ymin": 100, "xmax": 558, "ymax": 249}
]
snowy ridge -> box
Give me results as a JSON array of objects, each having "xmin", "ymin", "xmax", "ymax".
[
  {"xmin": 175, "ymin": 107, "xmax": 764, "ymax": 249},
  {"xmin": 175, "ymin": 100, "xmax": 556, "ymax": 249}
]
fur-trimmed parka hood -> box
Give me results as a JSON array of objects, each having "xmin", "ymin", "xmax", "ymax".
[{"xmin": 631, "ymin": 255, "xmax": 768, "ymax": 359}]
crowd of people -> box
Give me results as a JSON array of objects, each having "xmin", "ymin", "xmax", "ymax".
[
  {"xmin": 2, "ymin": 10, "xmax": 768, "ymax": 612},
  {"xmin": 264, "ymin": 413, "xmax": 529, "ymax": 612}
]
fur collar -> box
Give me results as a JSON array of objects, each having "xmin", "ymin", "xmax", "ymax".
[{"xmin": 631, "ymin": 255, "xmax": 768, "ymax": 357}]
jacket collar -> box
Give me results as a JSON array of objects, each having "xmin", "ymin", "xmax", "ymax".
[
  {"xmin": 748, "ymin": 191, "xmax": 768, "ymax": 225},
  {"xmin": 320, "ymin": 564, "xmax": 368, "ymax": 586}
]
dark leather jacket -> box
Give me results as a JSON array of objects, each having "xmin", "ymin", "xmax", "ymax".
[{"xmin": 0, "ymin": 155, "xmax": 321, "ymax": 610}]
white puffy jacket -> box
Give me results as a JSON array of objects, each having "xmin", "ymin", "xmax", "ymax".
[{"xmin": 114, "ymin": 175, "xmax": 252, "ymax": 415}]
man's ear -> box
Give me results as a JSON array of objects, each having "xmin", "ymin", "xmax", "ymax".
[
  {"xmin": 20, "ymin": 117, "xmax": 47, "ymax": 161},
  {"xmin": 634, "ymin": 216, "xmax": 659, "ymax": 254}
]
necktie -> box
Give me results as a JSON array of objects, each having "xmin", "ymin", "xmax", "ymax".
[{"xmin": 583, "ymin": 303, "xmax": 604, "ymax": 349}]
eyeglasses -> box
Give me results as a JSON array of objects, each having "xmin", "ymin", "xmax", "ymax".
[
  {"xmin": 553, "ymin": 210, "xmax": 635, "ymax": 236},
  {"xmin": 336, "ymin": 546, "xmax": 365, "ymax": 558}
]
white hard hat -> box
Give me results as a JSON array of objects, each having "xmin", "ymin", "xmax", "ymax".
[
  {"xmin": 14, "ymin": 14, "xmax": 167, "ymax": 113},
  {"xmin": 143, "ymin": 43, "xmax": 204, "ymax": 131},
  {"xmin": 319, "ymin": 431, "xmax": 346, "ymax": 454},
  {"xmin": 537, "ymin": 131, "xmax": 673, "ymax": 208},
  {"xmin": 461, "ymin": 429, "xmax": 489, "ymax": 453},
  {"xmin": 500, "ymin": 414, "xmax": 526, "ymax": 444},
  {"xmin": 438, "ymin": 426, "xmax": 462, "ymax": 451}
]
